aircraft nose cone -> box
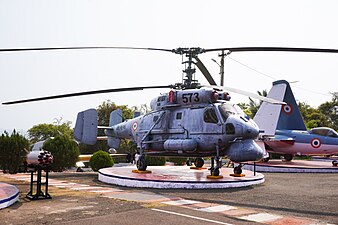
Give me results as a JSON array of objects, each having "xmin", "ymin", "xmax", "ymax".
[{"xmin": 244, "ymin": 123, "xmax": 260, "ymax": 139}]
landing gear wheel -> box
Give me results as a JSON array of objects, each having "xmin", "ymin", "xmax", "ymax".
[
  {"xmin": 284, "ymin": 154, "xmax": 293, "ymax": 161},
  {"xmin": 186, "ymin": 158, "xmax": 193, "ymax": 166},
  {"xmin": 212, "ymin": 168, "xmax": 220, "ymax": 176},
  {"xmin": 332, "ymin": 160, "xmax": 338, "ymax": 167},
  {"xmin": 194, "ymin": 157, "xmax": 204, "ymax": 168},
  {"xmin": 234, "ymin": 166, "xmax": 242, "ymax": 175},
  {"xmin": 137, "ymin": 156, "xmax": 147, "ymax": 171}
]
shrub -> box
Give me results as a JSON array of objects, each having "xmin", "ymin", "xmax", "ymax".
[
  {"xmin": 43, "ymin": 135, "xmax": 80, "ymax": 172},
  {"xmin": 90, "ymin": 150, "xmax": 114, "ymax": 171},
  {"xmin": 145, "ymin": 156, "xmax": 166, "ymax": 166},
  {"xmin": 0, "ymin": 131, "xmax": 29, "ymax": 174}
]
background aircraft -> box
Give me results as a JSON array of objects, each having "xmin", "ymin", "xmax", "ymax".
[{"xmin": 254, "ymin": 80, "xmax": 338, "ymax": 164}]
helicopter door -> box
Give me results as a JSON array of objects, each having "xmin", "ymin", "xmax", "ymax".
[
  {"xmin": 168, "ymin": 110, "xmax": 186, "ymax": 135},
  {"xmin": 188, "ymin": 107, "xmax": 222, "ymax": 134},
  {"xmin": 202, "ymin": 107, "xmax": 222, "ymax": 134}
]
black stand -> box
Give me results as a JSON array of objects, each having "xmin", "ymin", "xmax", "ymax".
[{"xmin": 26, "ymin": 166, "xmax": 52, "ymax": 200}]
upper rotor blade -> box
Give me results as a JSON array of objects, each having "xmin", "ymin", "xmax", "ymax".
[
  {"xmin": 204, "ymin": 47, "xmax": 338, "ymax": 53},
  {"xmin": 204, "ymin": 85, "xmax": 286, "ymax": 105},
  {"xmin": 193, "ymin": 56, "xmax": 217, "ymax": 85},
  {"xmin": 0, "ymin": 46, "xmax": 173, "ymax": 53},
  {"xmin": 2, "ymin": 85, "xmax": 172, "ymax": 105}
]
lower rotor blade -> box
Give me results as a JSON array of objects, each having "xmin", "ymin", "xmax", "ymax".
[
  {"xmin": 2, "ymin": 85, "xmax": 172, "ymax": 105},
  {"xmin": 193, "ymin": 56, "xmax": 217, "ymax": 85},
  {"xmin": 204, "ymin": 85, "xmax": 286, "ymax": 105}
]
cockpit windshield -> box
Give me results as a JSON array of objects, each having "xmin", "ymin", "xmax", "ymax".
[
  {"xmin": 218, "ymin": 103, "xmax": 248, "ymax": 122},
  {"xmin": 309, "ymin": 127, "xmax": 338, "ymax": 138}
]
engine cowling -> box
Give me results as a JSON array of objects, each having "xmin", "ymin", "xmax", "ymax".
[{"xmin": 164, "ymin": 139, "xmax": 197, "ymax": 151}]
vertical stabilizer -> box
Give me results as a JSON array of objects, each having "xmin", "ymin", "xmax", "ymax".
[
  {"xmin": 74, "ymin": 109, "xmax": 98, "ymax": 145},
  {"xmin": 254, "ymin": 80, "xmax": 306, "ymax": 135},
  {"xmin": 107, "ymin": 109, "xmax": 122, "ymax": 149}
]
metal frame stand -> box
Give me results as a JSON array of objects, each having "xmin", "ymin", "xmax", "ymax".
[{"xmin": 26, "ymin": 166, "xmax": 52, "ymax": 200}]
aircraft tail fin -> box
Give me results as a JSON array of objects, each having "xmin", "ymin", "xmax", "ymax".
[
  {"xmin": 106, "ymin": 109, "xmax": 122, "ymax": 149},
  {"xmin": 74, "ymin": 109, "xmax": 98, "ymax": 145},
  {"xmin": 254, "ymin": 80, "xmax": 306, "ymax": 136}
]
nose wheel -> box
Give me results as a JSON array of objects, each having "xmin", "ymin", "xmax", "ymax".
[
  {"xmin": 136, "ymin": 155, "xmax": 147, "ymax": 171},
  {"xmin": 233, "ymin": 164, "xmax": 243, "ymax": 175},
  {"xmin": 209, "ymin": 157, "xmax": 222, "ymax": 177}
]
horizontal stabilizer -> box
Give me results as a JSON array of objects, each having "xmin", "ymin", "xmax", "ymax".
[{"xmin": 74, "ymin": 108, "xmax": 98, "ymax": 145}]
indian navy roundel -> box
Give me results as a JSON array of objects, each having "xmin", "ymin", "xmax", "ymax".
[
  {"xmin": 282, "ymin": 104, "xmax": 292, "ymax": 115},
  {"xmin": 311, "ymin": 138, "xmax": 321, "ymax": 148},
  {"xmin": 132, "ymin": 122, "xmax": 138, "ymax": 131}
]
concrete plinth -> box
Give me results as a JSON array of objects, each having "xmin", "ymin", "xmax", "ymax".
[
  {"xmin": 0, "ymin": 182, "xmax": 19, "ymax": 209},
  {"xmin": 98, "ymin": 166, "xmax": 264, "ymax": 189},
  {"xmin": 244, "ymin": 159, "xmax": 338, "ymax": 173}
]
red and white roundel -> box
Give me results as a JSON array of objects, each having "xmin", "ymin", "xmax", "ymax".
[
  {"xmin": 311, "ymin": 138, "xmax": 321, "ymax": 148},
  {"xmin": 282, "ymin": 104, "xmax": 293, "ymax": 115},
  {"xmin": 132, "ymin": 122, "xmax": 138, "ymax": 131}
]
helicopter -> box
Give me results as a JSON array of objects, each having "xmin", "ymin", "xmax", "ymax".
[{"xmin": 2, "ymin": 46, "xmax": 338, "ymax": 176}]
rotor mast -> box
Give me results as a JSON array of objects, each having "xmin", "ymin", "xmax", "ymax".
[{"xmin": 173, "ymin": 47, "xmax": 206, "ymax": 89}]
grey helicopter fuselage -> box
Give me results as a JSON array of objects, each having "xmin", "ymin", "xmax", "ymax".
[{"xmin": 102, "ymin": 88, "xmax": 264, "ymax": 163}]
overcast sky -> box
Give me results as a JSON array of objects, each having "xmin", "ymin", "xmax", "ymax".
[{"xmin": 1, "ymin": 0, "xmax": 338, "ymax": 133}]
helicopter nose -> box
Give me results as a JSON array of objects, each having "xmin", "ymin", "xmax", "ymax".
[{"xmin": 242, "ymin": 121, "xmax": 260, "ymax": 139}]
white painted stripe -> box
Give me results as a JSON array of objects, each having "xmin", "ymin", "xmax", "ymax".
[
  {"xmin": 152, "ymin": 208, "xmax": 233, "ymax": 225},
  {"xmin": 162, "ymin": 199, "xmax": 202, "ymax": 205},
  {"xmin": 89, "ymin": 189, "xmax": 120, "ymax": 193},
  {"xmin": 197, "ymin": 205, "xmax": 237, "ymax": 212},
  {"xmin": 70, "ymin": 186, "xmax": 103, "ymax": 190},
  {"xmin": 239, "ymin": 213, "xmax": 282, "ymax": 222}
]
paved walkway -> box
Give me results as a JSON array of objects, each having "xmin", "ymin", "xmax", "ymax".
[{"xmin": 2, "ymin": 173, "xmax": 334, "ymax": 225}]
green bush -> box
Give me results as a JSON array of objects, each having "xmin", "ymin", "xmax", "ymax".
[
  {"xmin": 0, "ymin": 131, "xmax": 29, "ymax": 174},
  {"xmin": 167, "ymin": 157, "xmax": 187, "ymax": 166},
  {"xmin": 145, "ymin": 156, "xmax": 166, "ymax": 166},
  {"xmin": 43, "ymin": 135, "xmax": 80, "ymax": 172},
  {"xmin": 90, "ymin": 150, "xmax": 114, "ymax": 171}
]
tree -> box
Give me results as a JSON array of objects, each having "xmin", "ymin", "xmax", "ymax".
[
  {"xmin": 28, "ymin": 121, "xmax": 73, "ymax": 143},
  {"xmin": 318, "ymin": 92, "xmax": 338, "ymax": 131},
  {"xmin": 298, "ymin": 102, "xmax": 331, "ymax": 129},
  {"xmin": 0, "ymin": 131, "xmax": 29, "ymax": 174},
  {"xmin": 239, "ymin": 90, "xmax": 267, "ymax": 118},
  {"xmin": 97, "ymin": 100, "xmax": 134, "ymax": 127},
  {"xmin": 43, "ymin": 135, "xmax": 80, "ymax": 172}
]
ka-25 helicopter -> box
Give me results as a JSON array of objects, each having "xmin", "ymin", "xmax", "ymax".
[{"xmin": 3, "ymin": 46, "xmax": 338, "ymax": 176}]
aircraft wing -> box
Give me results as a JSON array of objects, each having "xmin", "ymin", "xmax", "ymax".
[{"xmin": 263, "ymin": 135, "xmax": 295, "ymax": 149}]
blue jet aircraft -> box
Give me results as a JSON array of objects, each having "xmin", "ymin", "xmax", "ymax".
[{"xmin": 254, "ymin": 80, "xmax": 338, "ymax": 165}]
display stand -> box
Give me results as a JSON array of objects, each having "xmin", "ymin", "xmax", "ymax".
[{"xmin": 26, "ymin": 166, "xmax": 51, "ymax": 200}]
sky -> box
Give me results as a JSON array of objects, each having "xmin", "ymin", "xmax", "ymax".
[{"xmin": 1, "ymin": 0, "xmax": 338, "ymax": 134}]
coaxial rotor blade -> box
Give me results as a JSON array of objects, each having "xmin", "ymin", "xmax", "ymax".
[
  {"xmin": 204, "ymin": 47, "xmax": 338, "ymax": 53},
  {"xmin": 2, "ymin": 85, "xmax": 172, "ymax": 105},
  {"xmin": 0, "ymin": 46, "xmax": 173, "ymax": 53},
  {"xmin": 204, "ymin": 85, "xmax": 286, "ymax": 105},
  {"xmin": 193, "ymin": 56, "xmax": 217, "ymax": 85}
]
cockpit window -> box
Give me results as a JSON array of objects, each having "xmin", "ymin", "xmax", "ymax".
[
  {"xmin": 309, "ymin": 128, "xmax": 338, "ymax": 138},
  {"xmin": 204, "ymin": 107, "xmax": 218, "ymax": 124},
  {"xmin": 219, "ymin": 103, "xmax": 248, "ymax": 122},
  {"xmin": 226, "ymin": 123, "xmax": 235, "ymax": 134}
]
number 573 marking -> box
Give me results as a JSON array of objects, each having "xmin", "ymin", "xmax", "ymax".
[{"xmin": 182, "ymin": 93, "xmax": 200, "ymax": 103}]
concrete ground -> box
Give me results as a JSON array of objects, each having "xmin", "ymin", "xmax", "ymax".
[{"xmin": 0, "ymin": 169, "xmax": 337, "ymax": 225}]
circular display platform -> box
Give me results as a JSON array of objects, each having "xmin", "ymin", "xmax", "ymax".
[
  {"xmin": 0, "ymin": 182, "xmax": 19, "ymax": 209},
  {"xmin": 98, "ymin": 166, "xmax": 264, "ymax": 189},
  {"xmin": 244, "ymin": 159, "xmax": 338, "ymax": 173}
]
